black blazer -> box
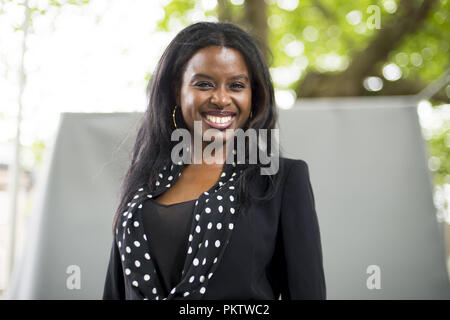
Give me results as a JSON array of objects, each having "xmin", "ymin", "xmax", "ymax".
[{"xmin": 103, "ymin": 157, "xmax": 326, "ymax": 300}]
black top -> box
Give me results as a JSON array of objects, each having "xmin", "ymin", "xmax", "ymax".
[
  {"xmin": 140, "ymin": 198, "xmax": 196, "ymax": 296},
  {"xmin": 103, "ymin": 158, "xmax": 327, "ymax": 300}
]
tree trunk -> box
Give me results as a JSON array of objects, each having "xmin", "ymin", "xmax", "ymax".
[
  {"xmin": 217, "ymin": 0, "xmax": 233, "ymax": 23},
  {"xmin": 217, "ymin": 0, "xmax": 269, "ymax": 63}
]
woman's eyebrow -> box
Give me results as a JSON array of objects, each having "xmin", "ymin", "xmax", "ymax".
[
  {"xmin": 230, "ymin": 74, "xmax": 249, "ymax": 82},
  {"xmin": 191, "ymin": 73, "xmax": 214, "ymax": 80},
  {"xmin": 191, "ymin": 73, "xmax": 249, "ymax": 82}
]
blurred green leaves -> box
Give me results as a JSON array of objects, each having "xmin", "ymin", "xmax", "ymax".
[
  {"xmin": 157, "ymin": 0, "xmax": 198, "ymax": 31},
  {"xmin": 429, "ymin": 119, "xmax": 450, "ymax": 187},
  {"xmin": 155, "ymin": 0, "xmax": 449, "ymax": 98},
  {"xmin": 155, "ymin": 0, "xmax": 449, "ymax": 192}
]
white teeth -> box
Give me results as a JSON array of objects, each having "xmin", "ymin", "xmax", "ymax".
[{"xmin": 205, "ymin": 115, "xmax": 232, "ymax": 124}]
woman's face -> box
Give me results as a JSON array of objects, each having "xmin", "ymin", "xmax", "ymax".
[{"xmin": 177, "ymin": 45, "xmax": 252, "ymax": 147}]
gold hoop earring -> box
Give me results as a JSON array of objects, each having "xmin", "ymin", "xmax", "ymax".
[{"xmin": 172, "ymin": 105, "xmax": 178, "ymax": 129}]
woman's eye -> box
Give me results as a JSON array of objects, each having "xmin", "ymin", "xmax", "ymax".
[
  {"xmin": 231, "ymin": 82, "xmax": 245, "ymax": 89},
  {"xmin": 196, "ymin": 82, "xmax": 213, "ymax": 88}
]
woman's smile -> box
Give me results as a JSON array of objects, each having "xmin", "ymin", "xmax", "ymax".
[{"xmin": 201, "ymin": 111, "xmax": 237, "ymax": 130}]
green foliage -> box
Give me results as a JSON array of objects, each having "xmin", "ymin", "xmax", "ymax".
[
  {"xmin": 267, "ymin": 0, "xmax": 449, "ymax": 89},
  {"xmin": 10, "ymin": 0, "xmax": 91, "ymax": 32},
  {"xmin": 156, "ymin": 0, "xmax": 449, "ymax": 90},
  {"xmin": 389, "ymin": 0, "xmax": 450, "ymax": 82},
  {"xmin": 144, "ymin": 71, "xmax": 152, "ymax": 82},
  {"xmin": 49, "ymin": 0, "xmax": 61, "ymax": 7},
  {"xmin": 429, "ymin": 118, "xmax": 450, "ymax": 187},
  {"xmin": 3, "ymin": 0, "xmax": 448, "ymax": 194},
  {"xmin": 29, "ymin": 139, "xmax": 46, "ymax": 167},
  {"xmin": 49, "ymin": 0, "xmax": 90, "ymax": 7},
  {"xmin": 156, "ymin": 0, "xmax": 197, "ymax": 31},
  {"xmin": 2, "ymin": 0, "xmax": 91, "ymax": 171},
  {"xmin": 155, "ymin": 0, "xmax": 449, "ymax": 191}
]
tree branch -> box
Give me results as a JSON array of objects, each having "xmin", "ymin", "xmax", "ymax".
[
  {"xmin": 243, "ymin": 0, "xmax": 268, "ymax": 61},
  {"xmin": 297, "ymin": 0, "xmax": 439, "ymax": 98},
  {"xmin": 312, "ymin": 0, "xmax": 355, "ymax": 49}
]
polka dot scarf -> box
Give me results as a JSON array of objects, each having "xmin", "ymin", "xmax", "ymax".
[{"xmin": 115, "ymin": 154, "xmax": 243, "ymax": 300}]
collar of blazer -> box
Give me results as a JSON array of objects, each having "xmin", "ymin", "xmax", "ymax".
[{"xmin": 115, "ymin": 148, "xmax": 245, "ymax": 300}]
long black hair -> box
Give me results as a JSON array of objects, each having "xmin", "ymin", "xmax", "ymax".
[{"xmin": 112, "ymin": 22, "xmax": 284, "ymax": 233}]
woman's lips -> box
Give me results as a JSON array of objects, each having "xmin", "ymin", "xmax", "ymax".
[{"xmin": 202, "ymin": 114, "xmax": 236, "ymax": 130}]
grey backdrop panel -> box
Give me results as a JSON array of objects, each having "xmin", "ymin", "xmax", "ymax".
[
  {"xmin": 278, "ymin": 96, "xmax": 449, "ymax": 299},
  {"xmin": 7, "ymin": 112, "xmax": 143, "ymax": 299},
  {"xmin": 7, "ymin": 96, "xmax": 450, "ymax": 299}
]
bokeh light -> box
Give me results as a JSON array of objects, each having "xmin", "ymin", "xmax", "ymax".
[
  {"xmin": 302, "ymin": 26, "xmax": 318, "ymax": 42},
  {"xmin": 276, "ymin": 0, "xmax": 299, "ymax": 11},
  {"xmin": 382, "ymin": 0, "xmax": 397, "ymax": 14},
  {"xmin": 363, "ymin": 76, "xmax": 383, "ymax": 91},
  {"xmin": 275, "ymin": 89, "xmax": 296, "ymax": 109},
  {"xmin": 382, "ymin": 63, "xmax": 402, "ymax": 81},
  {"xmin": 346, "ymin": 10, "xmax": 362, "ymax": 25}
]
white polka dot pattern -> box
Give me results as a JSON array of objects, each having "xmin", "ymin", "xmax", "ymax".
[{"xmin": 116, "ymin": 153, "xmax": 243, "ymax": 300}]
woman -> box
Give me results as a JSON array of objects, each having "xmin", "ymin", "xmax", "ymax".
[{"xmin": 103, "ymin": 22, "xmax": 326, "ymax": 300}]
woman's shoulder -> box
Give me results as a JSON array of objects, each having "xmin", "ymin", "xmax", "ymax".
[
  {"xmin": 251, "ymin": 157, "xmax": 309, "ymax": 188},
  {"xmin": 253, "ymin": 157, "xmax": 311, "ymax": 202},
  {"xmin": 279, "ymin": 156, "xmax": 309, "ymax": 175},
  {"xmin": 243, "ymin": 157, "xmax": 310, "ymax": 203},
  {"xmin": 278, "ymin": 157, "xmax": 312, "ymax": 190},
  {"xmin": 250, "ymin": 157, "xmax": 308, "ymax": 180}
]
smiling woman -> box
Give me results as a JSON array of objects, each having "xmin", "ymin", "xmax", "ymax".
[
  {"xmin": 178, "ymin": 45, "xmax": 252, "ymax": 140},
  {"xmin": 102, "ymin": 22, "xmax": 326, "ymax": 301}
]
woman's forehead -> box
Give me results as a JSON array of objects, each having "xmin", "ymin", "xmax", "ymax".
[{"xmin": 183, "ymin": 46, "xmax": 249, "ymax": 78}]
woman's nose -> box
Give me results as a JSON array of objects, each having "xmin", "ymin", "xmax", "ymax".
[{"xmin": 210, "ymin": 86, "xmax": 232, "ymax": 106}]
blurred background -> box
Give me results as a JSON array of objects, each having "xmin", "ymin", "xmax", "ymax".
[{"xmin": 0, "ymin": 0, "xmax": 449, "ymax": 299}]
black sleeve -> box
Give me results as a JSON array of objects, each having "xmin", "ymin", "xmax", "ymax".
[
  {"xmin": 279, "ymin": 160, "xmax": 326, "ymax": 300},
  {"xmin": 102, "ymin": 239, "xmax": 125, "ymax": 300}
]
